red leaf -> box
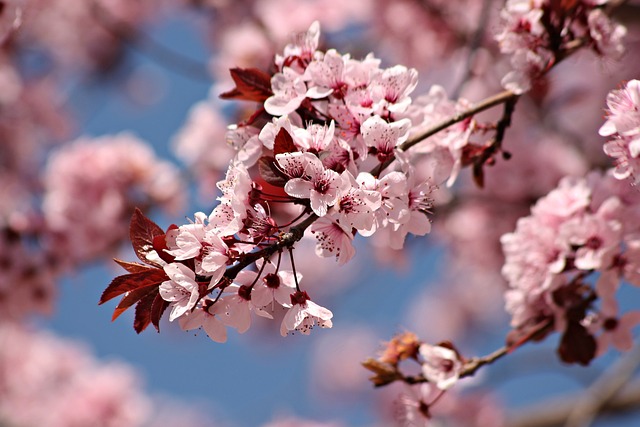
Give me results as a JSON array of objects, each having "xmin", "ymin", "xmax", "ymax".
[
  {"xmin": 111, "ymin": 284, "xmax": 159, "ymax": 322},
  {"xmin": 134, "ymin": 291, "xmax": 157, "ymax": 334},
  {"xmin": 130, "ymin": 208, "xmax": 165, "ymax": 267},
  {"xmin": 558, "ymin": 321, "xmax": 596, "ymax": 366},
  {"xmin": 273, "ymin": 128, "xmax": 298, "ymax": 156},
  {"xmin": 99, "ymin": 268, "xmax": 167, "ymax": 305},
  {"xmin": 150, "ymin": 293, "xmax": 170, "ymax": 332},
  {"xmin": 258, "ymin": 156, "xmax": 288, "ymax": 187},
  {"xmin": 113, "ymin": 258, "xmax": 154, "ymax": 274},
  {"xmin": 219, "ymin": 68, "xmax": 273, "ymax": 102}
]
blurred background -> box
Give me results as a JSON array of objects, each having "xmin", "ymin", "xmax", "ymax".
[{"xmin": 2, "ymin": 1, "xmax": 640, "ymax": 426}]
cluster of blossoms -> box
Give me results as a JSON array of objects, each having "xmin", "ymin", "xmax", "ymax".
[
  {"xmin": 0, "ymin": 324, "xmax": 152, "ymax": 427},
  {"xmin": 105, "ymin": 22, "xmax": 483, "ymax": 340},
  {"xmin": 42, "ymin": 133, "xmax": 184, "ymax": 265},
  {"xmin": 0, "ymin": 324, "xmax": 232, "ymax": 427},
  {"xmin": 501, "ymin": 170, "xmax": 640, "ymax": 364},
  {"xmin": 600, "ymin": 79, "xmax": 640, "ymax": 185},
  {"xmin": 496, "ymin": 0, "xmax": 626, "ymax": 94}
]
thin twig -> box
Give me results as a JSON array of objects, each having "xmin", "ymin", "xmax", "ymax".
[
  {"xmin": 507, "ymin": 376, "xmax": 640, "ymax": 427},
  {"xmin": 564, "ymin": 344, "xmax": 640, "ymax": 427},
  {"xmin": 90, "ymin": 1, "xmax": 211, "ymax": 82},
  {"xmin": 223, "ymin": 214, "xmax": 317, "ymax": 281},
  {"xmin": 371, "ymin": 89, "xmax": 519, "ymax": 176},
  {"xmin": 452, "ymin": 0, "xmax": 495, "ymax": 98}
]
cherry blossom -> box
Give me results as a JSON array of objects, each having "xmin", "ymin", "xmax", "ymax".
[
  {"xmin": 264, "ymin": 68, "xmax": 309, "ymax": 116},
  {"xmin": 600, "ymin": 80, "xmax": 640, "ymax": 184},
  {"xmin": 331, "ymin": 172, "xmax": 381, "ymax": 233},
  {"xmin": 217, "ymin": 281, "xmax": 273, "ymax": 334},
  {"xmin": 280, "ymin": 291, "xmax": 333, "ymax": 336},
  {"xmin": 310, "ymin": 217, "xmax": 356, "ymax": 264},
  {"xmin": 179, "ymin": 298, "xmax": 228, "ymax": 343},
  {"xmin": 419, "ymin": 343, "xmax": 463, "ymax": 390},
  {"xmin": 496, "ymin": 0, "xmax": 627, "ymax": 94},
  {"xmin": 250, "ymin": 260, "xmax": 298, "ymax": 309},
  {"xmin": 159, "ymin": 263, "xmax": 202, "ymax": 322},
  {"xmin": 361, "ymin": 116, "xmax": 411, "ymax": 163}
]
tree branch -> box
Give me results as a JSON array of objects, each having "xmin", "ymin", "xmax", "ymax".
[
  {"xmin": 507, "ymin": 377, "xmax": 640, "ymax": 427},
  {"xmin": 506, "ymin": 344, "xmax": 640, "ymax": 427}
]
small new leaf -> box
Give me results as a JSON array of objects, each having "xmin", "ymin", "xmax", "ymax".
[
  {"xmin": 134, "ymin": 291, "xmax": 157, "ymax": 334},
  {"xmin": 150, "ymin": 292, "xmax": 170, "ymax": 332},
  {"xmin": 258, "ymin": 156, "xmax": 288, "ymax": 187},
  {"xmin": 130, "ymin": 208, "xmax": 165, "ymax": 267},
  {"xmin": 273, "ymin": 128, "xmax": 298, "ymax": 156},
  {"xmin": 99, "ymin": 268, "xmax": 167, "ymax": 305},
  {"xmin": 362, "ymin": 358, "xmax": 401, "ymax": 387},
  {"xmin": 111, "ymin": 284, "xmax": 159, "ymax": 322},
  {"xmin": 219, "ymin": 68, "xmax": 273, "ymax": 102},
  {"xmin": 113, "ymin": 258, "xmax": 153, "ymax": 274}
]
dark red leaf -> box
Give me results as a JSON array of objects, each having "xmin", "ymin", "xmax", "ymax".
[
  {"xmin": 239, "ymin": 107, "xmax": 269, "ymax": 127},
  {"xmin": 273, "ymin": 128, "xmax": 298, "ymax": 156},
  {"xmin": 150, "ymin": 293, "xmax": 170, "ymax": 332},
  {"xmin": 506, "ymin": 316, "xmax": 553, "ymax": 350},
  {"xmin": 152, "ymin": 231, "xmax": 176, "ymax": 264},
  {"xmin": 258, "ymin": 156, "xmax": 288, "ymax": 187},
  {"xmin": 472, "ymin": 162, "xmax": 484, "ymax": 188},
  {"xmin": 99, "ymin": 268, "xmax": 167, "ymax": 305},
  {"xmin": 133, "ymin": 291, "xmax": 157, "ymax": 334},
  {"xmin": 130, "ymin": 208, "xmax": 165, "ymax": 267},
  {"xmin": 558, "ymin": 321, "xmax": 596, "ymax": 366},
  {"xmin": 113, "ymin": 258, "xmax": 154, "ymax": 274},
  {"xmin": 219, "ymin": 68, "xmax": 273, "ymax": 102},
  {"xmin": 111, "ymin": 284, "xmax": 159, "ymax": 322}
]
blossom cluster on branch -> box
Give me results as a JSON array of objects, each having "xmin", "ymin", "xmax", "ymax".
[
  {"xmin": 102, "ymin": 21, "xmax": 483, "ymax": 340},
  {"xmin": 496, "ymin": 0, "xmax": 626, "ymax": 94},
  {"xmin": 2, "ymin": 0, "xmax": 640, "ymax": 425}
]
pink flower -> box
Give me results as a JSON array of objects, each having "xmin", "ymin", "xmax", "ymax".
[
  {"xmin": 276, "ymin": 151, "xmax": 319, "ymax": 179},
  {"xmin": 310, "ymin": 217, "xmax": 356, "ymax": 264},
  {"xmin": 278, "ymin": 152, "xmax": 349, "ymax": 216},
  {"xmin": 332, "ymin": 172, "xmax": 381, "ymax": 233},
  {"xmin": 294, "ymin": 121, "xmax": 335, "ymax": 153},
  {"xmin": 385, "ymin": 170, "xmax": 434, "ymax": 249},
  {"xmin": 358, "ymin": 171, "xmax": 410, "ymax": 236},
  {"xmin": 361, "ymin": 116, "xmax": 411, "ymax": 163},
  {"xmin": 592, "ymin": 297, "xmax": 640, "ymax": 356},
  {"xmin": 159, "ymin": 263, "xmax": 201, "ymax": 322},
  {"xmin": 280, "ymin": 291, "xmax": 333, "ymax": 336},
  {"xmin": 217, "ymin": 280, "xmax": 273, "ymax": 334},
  {"xmin": 372, "ymin": 65, "xmax": 418, "ymax": 113},
  {"xmin": 304, "ymin": 49, "xmax": 348, "ymax": 99},
  {"xmin": 209, "ymin": 160, "xmax": 253, "ymax": 236},
  {"xmin": 226, "ymin": 124, "xmax": 262, "ymax": 166},
  {"xmin": 599, "ymin": 80, "xmax": 640, "ymax": 138},
  {"xmin": 588, "ymin": 9, "xmax": 626, "ymax": 60},
  {"xmin": 600, "ymin": 80, "xmax": 640, "ymax": 184},
  {"xmin": 419, "ymin": 343, "xmax": 463, "ymax": 390},
  {"xmin": 395, "ymin": 383, "xmax": 439, "ymax": 426},
  {"xmin": 249, "ymin": 260, "xmax": 298, "ymax": 309},
  {"xmin": 264, "ymin": 68, "xmax": 308, "ymax": 116},
  {"xmin": 559, "ymin": 210, "xmax": 622, "ymax": 271},
  {"xmin": 165, "ymin": 215, "xmax": 229, "ymax": 284},
  {"xmin": 276, "ymin": 20, "xmax": 320, "ymax": 72},
  {"xmin": 179, "ymin": 298, "xmax": 228, "ymax": 343}
]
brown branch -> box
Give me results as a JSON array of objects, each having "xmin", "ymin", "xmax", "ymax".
[
  {"xmin": 564, "ymin": 344, "xmax": 640, "ymax": 427},
  {"xmin": 370, "ymin": 90, "xmax": 519, "ymax": 177},
  {"xmin": 90, "ymin": 1, "xmax": 211, "ymax": 81},
  {"xmin": 401, "ymin": 90, "xmax": 519, "ymax": 153},
  {"xmin": 507, "ymin": 377, "xmax": 640, "ymax": 427},
  {"xmin": 222, "ymin": 213, "xmax": 317, "ymax": 281}
]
